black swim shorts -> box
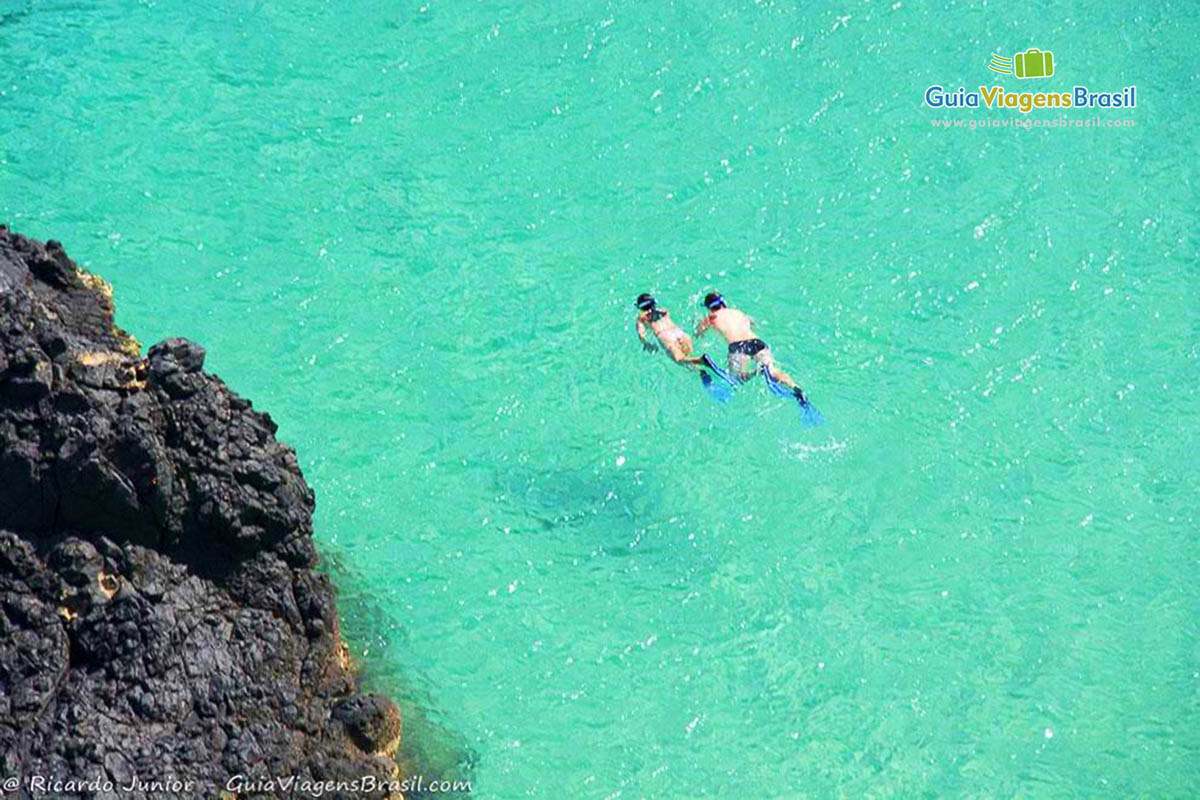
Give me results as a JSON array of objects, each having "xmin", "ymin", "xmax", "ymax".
[{"xmin": 728, "ymin": 338, "xmax": 768, "ymax": 357}]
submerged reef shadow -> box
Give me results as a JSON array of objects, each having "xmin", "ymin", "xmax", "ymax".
[{"xmin": 490, "ymin": 461, "xmax": 666, "ymax": 545}]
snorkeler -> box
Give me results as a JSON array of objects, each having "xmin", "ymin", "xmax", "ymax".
[
  {"xmin": 635, "ymin": 294, "xmax": 704, "ymax": 366},
  {"xmin": 694, "ymin": 291, "xmax": 807, "ymax": 399}
]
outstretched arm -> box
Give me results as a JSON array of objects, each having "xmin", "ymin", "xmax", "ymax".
[
  {"xmin": 636, "ymin": 315, "xmax": 657, "ymax": 352},
  {"xmin": 694, "ymin": 314, "xmax": 712, "ymax": 339}
]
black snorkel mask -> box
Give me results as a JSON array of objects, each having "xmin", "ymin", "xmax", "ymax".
[
  {"xmin": 702, "ymin": 293, "xmax": 725, "ymax": 311},
  {"xmin": 636, "ymin": 294, "xmax": 656, "ymax": 311}
]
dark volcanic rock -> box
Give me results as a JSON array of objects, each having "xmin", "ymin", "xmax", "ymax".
[
  {"xmin": 0, "ymin": 228, "xmax": 405, "ymax": 799},
  {"xmin": 333, "ymin": 695, "xmax": 403, "ymax": 757}
]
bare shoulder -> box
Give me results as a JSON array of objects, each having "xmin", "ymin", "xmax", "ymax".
[{"xmin": 713, "ymin": 308, "xmax": 738, "ymax": 325}]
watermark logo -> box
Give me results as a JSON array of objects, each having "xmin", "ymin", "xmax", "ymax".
[
  {"xmin": 924, "ymin": 45, "xmax": 1135, "ymax": 115},
  {"xmin": 989, "ymin": 48, "xmax": 1055, "ymax": 79}
]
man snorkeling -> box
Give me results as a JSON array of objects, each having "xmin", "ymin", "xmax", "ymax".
[
  {"xmin": 635, "ymin": 290, "xmax": 822, "ymax": 423},
  {"xmin": 635, "ymin": 293, "xmax": 703, "ymax": 366},
  {"xmin": 694, "ymin": 291, "xmax": 807, "ymax": 400}
]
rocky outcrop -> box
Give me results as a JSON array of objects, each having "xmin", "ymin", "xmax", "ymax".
[{"xmin": 0, "ymin": 228, "xmax": 407, "ymax": 798}]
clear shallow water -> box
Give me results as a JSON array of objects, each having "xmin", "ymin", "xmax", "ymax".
[{"xmin": 4, "ymin": 1, "xmax": 1198, "ymax": 796}]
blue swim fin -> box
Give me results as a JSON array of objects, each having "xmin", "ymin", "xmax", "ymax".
[
  {"xmin": 700, "ymin": 369, "xmax": 734, "ymax": 404},
  {"xmin": 761, "ymin": 367, "xmax": 793, "ymax": 399},
  {"xmin": 800, "ymin": 401, "xmax": 826, "ymax": 427},
  {"xmin": 700, "ymin": 354, "xmax": 742, "ymax": 387},
  {"xmin": 763, "ymin": 367, "xmax": 825, "ymax": 427}
]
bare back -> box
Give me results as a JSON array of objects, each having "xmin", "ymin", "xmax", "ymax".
[
  {"xmin": 641, "ymin": 308, "xmax": 680, "ymax": 336},
  {"xmin": 701, "ymin": 307, "xmax": 755, "ymax": 343}
]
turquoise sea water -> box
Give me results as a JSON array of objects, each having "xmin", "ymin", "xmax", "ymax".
[{"xmin": 4, "ymin": 1, "xmax": 1198, "ymax": 796}]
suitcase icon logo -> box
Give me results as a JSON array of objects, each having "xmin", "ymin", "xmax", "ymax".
[{"xmin": 988, "ymin": 48, "xmax": 1055, "ymax": 79}]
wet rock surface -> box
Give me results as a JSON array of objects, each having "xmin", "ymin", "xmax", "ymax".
[{"xmin": 0, "ymin": 228, "xmax": 407, "ymax": 798}]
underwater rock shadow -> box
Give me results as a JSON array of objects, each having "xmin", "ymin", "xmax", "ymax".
[{"xmin": 489, "ymin": 461, "xmax": 670, "ymax": 546}]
